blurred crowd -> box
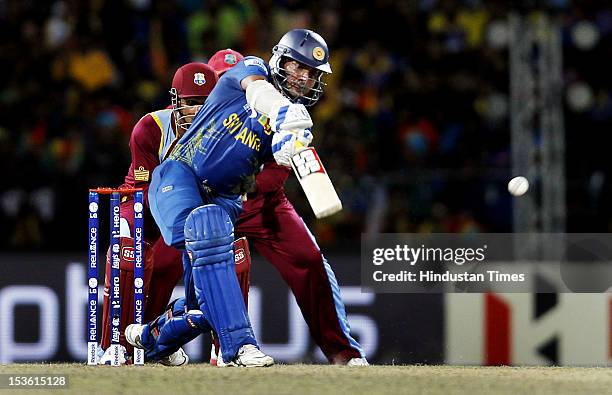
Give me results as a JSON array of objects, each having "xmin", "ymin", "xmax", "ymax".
[{"xmin": 1, "ymin": 0, "xmax": 611, "ymax": 251}]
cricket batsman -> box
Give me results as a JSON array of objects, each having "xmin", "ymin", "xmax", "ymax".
[
  {"xmin": 208, "ymin": 48, "xmax": 367, "ymax": 366},
  {"xmin": 124, "ymin": 29, "xmax": 332, "ymax": 367},
  {"xmin": 98, "ymin": 62, "xmax": 219, "ymax": 366}
]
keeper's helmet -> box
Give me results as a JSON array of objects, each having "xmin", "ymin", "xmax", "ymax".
[
  {"xmin": 269, "ymin": 29, "xmax": 332, "ymax": 106},
  {"xmin": 170, "ymin": 63, "xmax": 218, "ymax": 131},
  {"xmin": 208, "ymin": 48, "xmax": 244, "ymax": 76}
]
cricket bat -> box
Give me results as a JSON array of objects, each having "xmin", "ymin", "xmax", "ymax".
[{"xmin": 290, "ymin": 146, "xmax": 342, "ymax": 218}]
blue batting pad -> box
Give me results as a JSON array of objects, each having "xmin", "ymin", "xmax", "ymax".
[
  {"xmin": 181, "ymin": 252, "xmax": 199, "ymax": 310},
  {"xmin": 184, "ymin": 204, "xmax": 257, "ymax": 361},
  {"xmin": 142, "ymin": 309, "xmax": 211, "ymax": 360}
]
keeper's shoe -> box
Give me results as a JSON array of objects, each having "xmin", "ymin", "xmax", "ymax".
[
  {"xmin": 160, "ymin": 348, "xmax": 189, "ymax": 367},
  {"xmin": 228, "ymin": 344, "xmax": 274, "ymax": 367},
  {"xmin": 125, "ymin": 324, "xmax": 188, "ymax": 366},
  {"xmin": 210, "ymin": 346, "xmax": 218, "ymax": 366},
  {"xmin": 346, "ymin": 357, "xmax": 370, "ymax": 366},
  {"xmin": 210, "ymin": 345, "xmax": 229, "ymax": 367},
  {"xmin": 125, "ymin": 324, "xmax": 146, "ymax": 349}
]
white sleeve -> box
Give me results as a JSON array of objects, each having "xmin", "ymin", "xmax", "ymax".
[{"xmin": 245, "ymin": 79, "xmax": 291, "ymax": 118}]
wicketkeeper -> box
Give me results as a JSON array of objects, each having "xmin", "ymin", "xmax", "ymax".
[{"xmin": 99, "ymin": 62, "xmax": 222, "ymax": 365}]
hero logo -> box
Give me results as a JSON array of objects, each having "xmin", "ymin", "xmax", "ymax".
[
  {"xmin": 122, "ymin": 246, "xmax": 134, "ymax": 262},
  {"xmin": 235, "ymin": 248, "xmax": 246, "ymax": 265},
  {"xmin": 292, "ymin": 148, "xmax": 324, "ymax": 179}
]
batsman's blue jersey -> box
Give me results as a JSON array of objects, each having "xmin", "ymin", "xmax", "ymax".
[
  {"xmin": 167, "ymin": 56, "xmax": 274, "ymax": 195},
  {"xmin": 147, "ymin": 58, "xmax": 271, "ymax": 357}
]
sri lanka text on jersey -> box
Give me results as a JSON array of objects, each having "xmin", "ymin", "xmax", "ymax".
[{"xmin": 222, "ymin": 112, "xmax": 272, "ymax": 152}]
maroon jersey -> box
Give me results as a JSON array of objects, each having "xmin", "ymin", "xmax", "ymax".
[{"xmin": 118, "ymin": 109, "xmax": 178, "ymax": 241}]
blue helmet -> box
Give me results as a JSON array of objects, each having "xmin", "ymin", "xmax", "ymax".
[{"xmin": 269, "ymin": 29, "xmax": 332, "ymax": 106}]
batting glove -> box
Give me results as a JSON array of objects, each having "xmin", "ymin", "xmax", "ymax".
[{"xmin": 272, "ymin": 129, "xmax": 313, "ymax": 168}]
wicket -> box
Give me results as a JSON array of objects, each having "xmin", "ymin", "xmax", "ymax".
[{"xmin": 87, "ymin": 187, "xmax": 145, "ymax": 366}]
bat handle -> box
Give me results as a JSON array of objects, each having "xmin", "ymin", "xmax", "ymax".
[{"xmin": 295, "ymin": 140, "xmax": 308, "ymax": 153}]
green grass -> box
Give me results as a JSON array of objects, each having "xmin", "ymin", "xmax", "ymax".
[{"xmin": 0, "ymin": 364, "xmax": 610, "ymax": 395}]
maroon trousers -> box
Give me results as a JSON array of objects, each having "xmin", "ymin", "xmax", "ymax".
[{"xmin": 236, "ymin": 196, "xmax": 363, "ymax": 364}]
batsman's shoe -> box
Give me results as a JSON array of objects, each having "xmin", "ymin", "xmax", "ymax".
[
  {"xmin": 99, "ymin": 345, "xmax": 127, "ymax": 365},
  {"xmin": 346, "ymin": 358, "xmax": 370, "ymax": 366},
  {"xmin": 229, "ymin": 344, "xmax": 274, "ymax": 367},
  {"xmin": 125, "ymin": 324, "xmax": 146, "ymax": 349},
  {"xmin": 160, "ymin": 348, "xmax": 189, "ymax": 367}
]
